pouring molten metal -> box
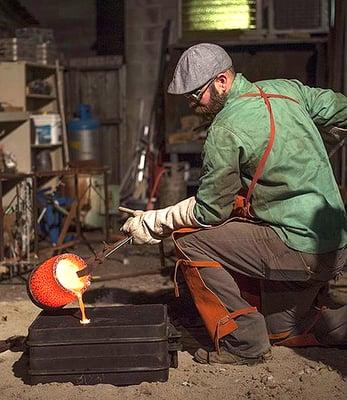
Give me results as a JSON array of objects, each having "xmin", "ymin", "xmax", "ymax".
[
  {"xmin": 28, "ymin": 253, "xmax": 91, "ymax": 324},
  {"xmin": 27, "ymin": 236, "xmax": 132, "ymax": 325}
]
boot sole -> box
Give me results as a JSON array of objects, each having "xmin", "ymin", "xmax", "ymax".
[{"xmin": 194, "ymin": 352, "xmax": 268, "ymax": 366}]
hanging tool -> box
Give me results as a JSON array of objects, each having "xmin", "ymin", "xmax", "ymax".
[
  {"xmin": 55, "ymin": 59, "xmax": 70, "ymax": 166},
  {"xmin": 76, "ymin": 235, "xmax": 133, "ymax": 277}
]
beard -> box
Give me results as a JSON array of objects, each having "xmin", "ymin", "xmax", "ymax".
[{"xmin": 190, "ymin": 85, "xmax": 228, "ymax": 122}]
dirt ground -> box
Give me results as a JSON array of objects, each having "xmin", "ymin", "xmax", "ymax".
[{"xmin": 0, "ymin": 239, "xmax": 346, "ymax": 400}]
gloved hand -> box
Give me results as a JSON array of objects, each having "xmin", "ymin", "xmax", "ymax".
[{"xmin": 120, "ymin": 197, "xmax": 198, "ymax": 244}]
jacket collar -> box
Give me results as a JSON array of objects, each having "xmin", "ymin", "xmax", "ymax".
[{"xmin": 225, "ymin": 73, "xmax": 254, "ymax": 105}]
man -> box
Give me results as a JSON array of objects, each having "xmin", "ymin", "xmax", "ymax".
[{"xmin": 121, "ymin": 43, "xmax": 347, "ymax": 365}]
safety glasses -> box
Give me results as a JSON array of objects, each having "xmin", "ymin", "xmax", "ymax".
[{"xmin": 184, "ymin": 78, "xmax": 215, "ymax": 102}]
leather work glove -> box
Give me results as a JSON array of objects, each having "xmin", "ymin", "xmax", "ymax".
[{"xmin": 120, "ymin": 197, "xmax": 198, "ymax": 245}]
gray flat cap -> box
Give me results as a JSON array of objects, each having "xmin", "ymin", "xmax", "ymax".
[{"xmin": 168, "ymin": 43, "xmax": 233, "ymax": 95}]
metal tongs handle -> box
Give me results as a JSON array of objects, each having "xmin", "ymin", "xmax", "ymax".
[
  {"xmin": 103, "ymin": 235, "xmax": 133, "ymax": 258},
  {"xmin": 77, "ymin": 235, "xmax": 133, "ymax": 277}
]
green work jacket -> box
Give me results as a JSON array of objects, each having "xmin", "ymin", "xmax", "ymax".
[{"xmin": 193, "ymin": 73, "xmax": 347, "ymax": 254}]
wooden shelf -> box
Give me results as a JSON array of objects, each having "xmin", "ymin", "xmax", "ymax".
[
  {"xmin": 0, "ymin": 61, "xmax": 56, "ymax": 69},
  {"xmin": 24, "ymin": 61, "xmax": 57, "ymax": 70},
  {"xmin": 0, "ymin": 172, "xmax": 32, "ymax": 181},
  {"xmin": 31, "ymin": 143, "xmax": 62, "ymax": 149},
  {"xmin": 0, "ymin": 111, "xmax": 29, "ymax": 123},
  {"xmin": 0, "ymin": 172, "xmax": 33, "ymax": 196},
  {"xmin": 34, "ymin": 169, "xmax": 76, "ymax": 178},
  {"xmin": 26, "ymin": 93, "xmax": 56, "ymax": 100}
]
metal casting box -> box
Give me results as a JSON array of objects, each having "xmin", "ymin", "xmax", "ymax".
[{"xmin": 27, "ymin": 304, "xmax": 180, "ymax": 386}]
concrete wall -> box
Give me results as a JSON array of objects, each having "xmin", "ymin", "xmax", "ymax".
[
  {"xmin": 19, "ymin": 0, "xmax": 97, "ymax": 58},
  {"xmin": 125, "ymin": 0, "xmax": 179, "ymax": 168}
]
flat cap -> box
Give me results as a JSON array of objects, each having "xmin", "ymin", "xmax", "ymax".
[{"xmin": 168, "ymin": 43, "xmax": 233, "ymax": 95}]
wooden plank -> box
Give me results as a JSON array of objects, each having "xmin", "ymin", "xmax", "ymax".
[
  {"xmin": 53, "ymin": 200, "xmax": 77, "ymax": 254},
  {"xmin": 119, "ymin": 65, "xmax": 127, "ymax": 178},
  {"xmin": 68, "ymin": 64, "xmax": 123, "ymax": 71},
  {"xmin": 0, "ymin": 112, "xmax": 29, "ymax": 123},
  {"xmin": 64, "ymin": 56, "xmax": 125, "ymax": 183}
]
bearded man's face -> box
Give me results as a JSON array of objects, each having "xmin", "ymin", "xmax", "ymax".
[{"xmin": 190, "ymin": 84, "xmax": 228, "ymax": 122}]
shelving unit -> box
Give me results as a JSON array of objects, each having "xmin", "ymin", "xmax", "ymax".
[
  {"xmin": 0, "ymin": 113, "xmax": 31, "ymax": 182},
  {"xmin": 0, "ymin": 61, "xmax": 66, "ymax": 276},
  {"xmin": 0, "ymin": 111, "xmax": 33, "ymax": 273},
  {"xmin": 0, "ymin": 61, "xmax": 63, "ymax": 173},
  {"xmin": 0, "ymin": 61, "xmax": 58, "ymax": 113}
]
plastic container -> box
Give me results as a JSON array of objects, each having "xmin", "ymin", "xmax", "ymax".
[
  {"xmin": 31, "ymin": 114, "xmax": 62, "ymax": 144},
  {"xmin": 27, "ymin": 304, "xmax": 180, "ymax": 386}
]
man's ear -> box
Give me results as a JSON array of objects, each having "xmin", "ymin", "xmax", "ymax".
[{"xmin": 215, "ymin": 73, "xmax": 228, "ymax": 92}]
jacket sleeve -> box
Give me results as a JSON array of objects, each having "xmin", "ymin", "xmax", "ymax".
[
  {"xmin": 193, "ymin": 124, "xmax": 242, "ymax": 225},
  {"xmin": 296, "ymin": 81, "xmax": 347, "ymax": 128}
]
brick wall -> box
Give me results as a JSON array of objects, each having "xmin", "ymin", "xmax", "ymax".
[{"xmin": 124, "ymin": 0, "xmax": 179, "ymax": 174}]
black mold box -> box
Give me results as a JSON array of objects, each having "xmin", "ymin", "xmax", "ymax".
[{"xmin": 27, "ymin": 304, "xmax": 173, "ymax": 386}]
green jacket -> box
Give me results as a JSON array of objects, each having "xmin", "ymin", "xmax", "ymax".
[{"xmin": 193, "ymin": 73, "xmax": 347, "ymax": 254}]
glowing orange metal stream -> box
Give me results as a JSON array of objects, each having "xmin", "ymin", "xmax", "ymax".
[{"xmin": 76, "ymin": 292, "xmax": 90, "ymax": 325}]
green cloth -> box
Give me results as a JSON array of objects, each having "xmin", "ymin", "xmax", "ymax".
[{"xmin": 193, "ymin": 74, "xmax": 347, "ymax": 253}]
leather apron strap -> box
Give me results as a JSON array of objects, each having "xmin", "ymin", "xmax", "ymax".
[{"xmin": 235, "ymin": 86, "xmax": 299, "ymax": 217}]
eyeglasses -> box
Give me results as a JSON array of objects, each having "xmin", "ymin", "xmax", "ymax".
[{"xmin": 184, "ymin": 78, "xmax": 215, "ymax": 102}]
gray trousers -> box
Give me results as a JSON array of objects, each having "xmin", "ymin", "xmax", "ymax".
[{"xmin": 176, "ymin": 221, "xmax": 347, "ymax": 358}]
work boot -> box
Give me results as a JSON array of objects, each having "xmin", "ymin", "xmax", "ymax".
[
  {"xmin": 317, "ymin": 274, "xmax": 347, "ymax": 308},
  {"xmin": 194, "ymin": 347, "xmax": 272, "ymax": 365},
  {"xmin": 314, "ymin": 306, "xmax": 347, "ymax": 347},
  {"xmin": 270, "ymin": 307, "xmax": 347, "ymax": 348}
]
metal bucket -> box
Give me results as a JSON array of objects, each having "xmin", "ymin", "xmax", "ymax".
[
  {"xmin": 68, "ymin": 128, "xmax": 100, "ymax": 162},
  {"xmin": 67, "ymin": 104, "xmax": 100, "ymax": 163}
]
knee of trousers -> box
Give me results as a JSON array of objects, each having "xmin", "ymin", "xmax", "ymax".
[
  {"xmin": 176, "ymin": 235, "xmax": 192, "ymax": 246},
  {"xmin": 175, "ymin": 235, "xmax": 197, "ymax": 258}
]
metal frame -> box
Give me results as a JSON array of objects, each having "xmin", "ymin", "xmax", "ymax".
[
  {"xmin": 267, "ymin": 0, "xmax": 330, "ymax": 35},
  {"xmin": 0, "ymin": 173, "xmax": 35, "ymax": 281}
]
